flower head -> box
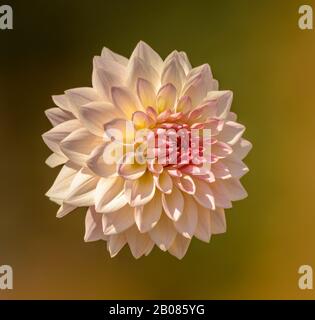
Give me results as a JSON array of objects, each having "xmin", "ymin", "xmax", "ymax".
[{"xmin": 43, "ymin": 41, "xmax": 251, "ymax": 259}]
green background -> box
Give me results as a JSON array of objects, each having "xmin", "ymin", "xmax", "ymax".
[{"xmin": 1, "ymin": 0, "xmax": 315, "ymax": 299}]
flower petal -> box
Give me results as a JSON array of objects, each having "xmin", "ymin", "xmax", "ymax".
[
  {"xmin": 45, "ymin": 107, "xmax": 74, "ymax": 127},
  {"xmin": 193, "ymin": 178, "xmax": 215, "ymax": 210},
  {"xmin": 107, "ymin": 234, "xmax": 127, "ymax": 257},
  {"xmin": 174, "ymin": 194, "xmax": 197, "ymax": 238},
  {"xmin": 129, "ymin": 172, "xmax": 156, "ymax": 207},
  {"xmin": 210, "ymin": 208, "xmax": 226, "ymax": 234},
  {"xmin": 154, "ymin": 170, "xmax": 173, "ymax": 194},
  {"xmin": 102, "ymin": 205, "xmax": 134, "ymax": 235},
  {"xmin": 168, "ymin": 234, "xmax": 191, "ymax": 259},
  {"xmin": 137, "ymin": 78, "xmax": 156, "ymax": 109},
  {"xmin": 84, "ymin": 206, "xmax": 104, "ymax": 242},
  {"xmin": 95, "ymin": 176, "xmax": 127, "ymax": 213},
  {"xmin": 65, "ymin": 168, "xmax": 99, "ymax": 206},
  {"xmin": 194, "ymin": 205, "xmax": 212, "ymax": 242},
  {"xmin": 156, "ymin": 83, "xmax": 176, "ymax": 113},
  {"xmin": 60, "ymin": 128, "xmax": 103, "ymax": 166},
  {"xmin": 149, "ymin": 214, "xmax": 177, "ymax": 251},
  {"xmin": 162, "ymin": 186, "xmax": 184, "ymax": 221},
  {"xmin": 134, "ymin": 192, "xmax": 162, "ymax": 233},
  {"xmin": 125, "ymin": 225, "xmax": 154, "ymax": 259},
  {"xmin": 78, "ymin": 101, "xmax": 123, "ymax": 136}
]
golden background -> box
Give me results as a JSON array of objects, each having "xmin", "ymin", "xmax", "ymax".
[{"xmin": 1, "ymin": 0, "xmax": 315, "ymax": 299}]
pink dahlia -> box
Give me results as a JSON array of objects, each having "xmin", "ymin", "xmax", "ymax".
[{"xmin": 43, "ymin": 41, "xmax": 251, "ymax": 259}]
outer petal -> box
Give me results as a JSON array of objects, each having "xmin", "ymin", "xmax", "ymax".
[
  {"xmin": 60, "ymin": 128, "xmax": 103, "ymax": 166},
  {"xmin": 65, "ymin": 168, "xmax": 99, "ymax": 206},
  {"xmin": 42, "ymin": 119, "xmax": 81, "ymax": 156},
  {"xmin": 129, "ymin": 172, "xmax": 156, "ymax": 207},
  {"xmin": 102, "ymin": 205, "xmax": 134, "ymax": 235},
  {"xmin": 129, "ymin": 41, "xmax": 163, "ymax": 75},
  {"xmin": 210, "ymin": 208, "xmax": 226, "ymax": 234},
  {"xmin": 134, "ymin": 191, "xmax": 162, "ymax": 233},
  {"xmin": 45, "ymin": 107, "xmax": 74, "ymax": 127},
  {"xmin": 194, "ymin": 205, "xmax": 212, "ymax": 242},
  {"xmin": 168, "ymin": 234, "xmax": 191, "ymax": 259},
  {"xmin": 95, "ymin": 176, "xmax": 127, "ymax": 213},
  {"xmin": 162, "ymin": 186, "xmax": 184, "ymax": 221},
  {"xmin": 193, "ymin": 178, "xmax": 215, "ymax": 210},
  {"xmin": 125, "ymin": 226, "xmax": 154, "ymax": 259},
  {"xmin": 149, "ymin": 214, "xmax": 177, "ymax": 251},
  {"xmin": 84, "ymin": 206, "xmax": 104, "ymax": 242},
  {"xmin": 78, "ymin": 101, "xmax": 123, "ymax": 136},
  {"xmin": 174, "ymin": 194, "xmax": 197, "ymax": 238},
  {"xmin": 107, "ymin": 234, "xmax": 127, "ymax": 257}
]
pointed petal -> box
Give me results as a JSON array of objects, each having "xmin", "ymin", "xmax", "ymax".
[
  {"xmin": 162, "ymin": 186, "xmax": 184, "ymax": 221},
  {"xmin": 129, "ymin": 172, "xmax": 156, "ymax": 207},
  {"xmin": 102, "ymin": 205, "xmax": 134, "ymax": 235},
  {"xmin": 60, "ymin": 128, "xmax": 103, "ymax": 166},
  {"xmin": 168, "ymin": 234, "xmax": 191, "ymax": 259},
  {"xmin": 156, "ymin": 83, "xmax": 176, "ymax": 113},
  {"xmin": 84, "ymin": 206, "xmax": 104, "ymax": 242},
  {"xmin": 149, "ymin": 214, "xmax": 177, "ymax": 251},
  {"xmin": 135, "ymin": 192, "xmax": 162, "ymax": 233},
  {"xmin": 210, "ymin": 208, "xmax": 226, "ymax": 234},
  {"xmin": 125, "ymin": 225, "xmax": 154, "ymax": 259},
  {"xmin": 95, "ymin": 176, "xmax": 127, "ymax": 213},
  {"xmin": 107, "ymin": 234, "xmax": 127, "ymax": 257},
  {"xmin": 195, "ymin": 205, "xmax": 212, "ymax": 242},
  {"xmin": 174, "ymin": 194, "xmax": 197, "ymax": 238},
  {"xmin": 45, "ymin": 107, "xmax": 74, "ymax": 127},
  {"xmin": 193, "ymin": 178, "xmax": 215, "ymax": 210}
]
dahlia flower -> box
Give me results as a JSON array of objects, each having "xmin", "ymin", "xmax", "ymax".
[{"xmin": 43, "ymin": 41, "xmax": 251, "ymax": 259}]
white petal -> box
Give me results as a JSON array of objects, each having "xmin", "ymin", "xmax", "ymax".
[
  {"xmin": 174, "ymin": 194, "xmax": 197, "ymax": 238},
  {"xmin": 129, "ymin": 41, "xmax": 163, "ymax": 75},
  {"xmin": 218, "ymin": 121, "xmax": 245, "ymax": 145},
  {"xmin": 101, "ymin": 47, "xmax": 128, "ymax": 66},
  {"xmin": 217, "ymin": 178, "xmax": 248, "ymax": 201},
  {"xmin": 194, "ymin": 205, "xmax": 212, "ymax": 242},
  {"xmin": 87, "ymin": 143, "xmax": 117, "ymax": 178},
  {"xmin": 162, "ymin": 186, "xmax": 184, "ymax": 221},
  {"xmin": 107, "ymin": 234, "xmax": 127, "ymax": 257},
  {"xmin": 181, "ymin": 64, "xmax": 213, "ymax": 106},
  {"xmin": 52, "ymin": 94, "xmax": 72, "ymax": 112},
  {"xmin": 129, "ymin": 172, "xmax": 156, "ymax": 207},
  {"xmin": 134, "ymin": 192, "xmax": 162, "ymax": 233},
  {"xmin": 56, "ymin": 203, "xmax": 76, "ymax": 218},
  {"xmin": 95, "ymin": 176, "xmax": 127, "ymax": 213},
  {"xmin": 137, "ymin": 78, "xmax": 156, "ymax": 109},
  {"xmin": 111, "ymin": 86, "xmax": 141, "ymax": 118},
  {"xmin": 230, "ymin": 139, "xmax": 252, "ymax": 160},
  {"xmin": 193, "ymin": 179, "xmax": 215, "ymax": 210},
  {"xmin": 45, "ymin": 107, "xmax": 74, "ymax": 127},
  {"xmin": 127, "ymin": 56, "xmax": 159, "ymax": 90},
  {"xmin": 45, "ymin": 163, "xmax": 79, "ymax": 200},
  {"xmin": 162, "ymin": 51, "xmax": 186, "ymax": 93},
  {"xmin": 78, "ymin": 101, "xmax": 123, "ymax": 136},
  {"xmin": 65, "ymin": 168, "xmax": 99, "ymax": 206},
  {"xmin": 84, "ymin": 206, "xmax": 104, "ymax": 242},
  {"xmin": 154, "ymin": 171, "xmax": 173, "ymax": 194},
  {"xmin": 149, "ymin": 214, "xmax": 177, "ymax": 251},
  {"xmin": 42, "ymin": 119, "xmax": 81, "ymax": 156},
  {"xmin": 222, "ymin": 158, "xmax": 249, "ymax": 178},
  {"xmin": 204, "ymin": 90, "xmax": 233, "ymax": 119},
  {"xmin": 60, "ymin": 128, "xmax": 103, "ymax": 166},
  {"xmin": 168, "ymin": 234, "xmax": 191, "ymax": 259},
  {"xmin": 45, "ymin": 153, "xmax": 67, "ymax": 168},
  {"xmin": 125, "ymin": 226, "xmax": 154, "ymax": 259},
  {"xmin": 102, "ymin": 205, "xmax": 134, "ymax": 235},
  {"xmin": 210, "ymin": 208, "xmax": 226, "ymax": 234},
  {"xmin": 156, "ymin": 83, "xmax": 176, "ymax": 113}
]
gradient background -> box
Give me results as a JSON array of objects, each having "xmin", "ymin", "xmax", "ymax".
[{"xmin": 1, "ymin": 0, "xmax": 315, "ymax": 299}]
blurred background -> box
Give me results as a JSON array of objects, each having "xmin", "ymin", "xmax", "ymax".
[{"xmin": 1, "ymin": 0, "xmax": 315, "ymax": 299}]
